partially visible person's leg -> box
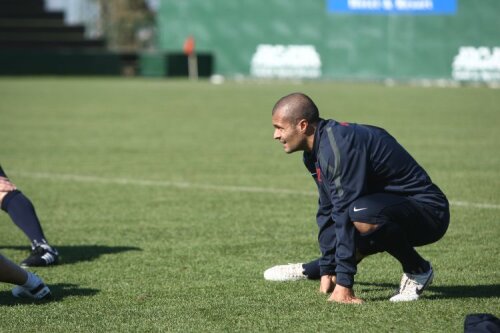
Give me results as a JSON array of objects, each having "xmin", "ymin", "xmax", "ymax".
[
  {"xmin": 0, "ymin": 253, "xmax": 51, "ymax": 299},
  {"xmin": 0, "ymin": 166, "xmax": 59, "ymax": 267},
  {"xmin": 0, "ymin": 253, "xmax": 28, "ymax": 285},
  {"xmin": 1, "ymin": 189, "xmax": 48, "ymax": 246}
]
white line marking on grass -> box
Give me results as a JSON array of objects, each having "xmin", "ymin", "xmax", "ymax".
[
  {"xmin": 447, "ymin": 201, "xmax": 500, "ymax": 210},
  {"xmin": 13, "ymin": 171, "xmax": 315, "ymax": 196},
  {"xmin": 13, "ymin": 171, "xmax": 500, "ymax": 210}
]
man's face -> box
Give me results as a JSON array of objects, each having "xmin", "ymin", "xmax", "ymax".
[{"xmin": 272, "ymin": 109, "xmax": 306, "ymax": 154}]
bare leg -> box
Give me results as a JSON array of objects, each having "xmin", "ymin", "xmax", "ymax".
[{"xmin": 0, "ymin": 254, "xmax": 28, "ymax": 285}]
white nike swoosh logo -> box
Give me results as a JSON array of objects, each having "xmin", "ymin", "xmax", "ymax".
[{"xmin": 353, "ymin": 207, "xmax": 367, "ymax": 212}]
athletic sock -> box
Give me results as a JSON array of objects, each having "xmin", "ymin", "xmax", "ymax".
[
  {"xmin": 21, "ymin": 271, "xmax": 41, "ymax": 289},
  {"xmin": 302, "ymin": 259, "xmax": 321, "ymax": 279},
  {"xmin": 1, "ymin": 190, "xmax": 47, "ymax": 246},
  {"xmin": 358, "ymin": 222, "xmax": 430, "ymax": 274}
]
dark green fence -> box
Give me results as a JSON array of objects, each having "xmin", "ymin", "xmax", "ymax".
[{"xmin": 157, "ymin": 0, "xmax": 500, "ymax": 82}]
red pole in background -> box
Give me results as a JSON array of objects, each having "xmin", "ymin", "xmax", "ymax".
[{"xmin": 183, "ymin": 35, "xmax": 198, "ymax": 80}]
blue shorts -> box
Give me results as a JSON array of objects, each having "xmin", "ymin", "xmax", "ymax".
[{"xmin": 348, "ymin": 193, "xmax": 449, "ymax": 247}]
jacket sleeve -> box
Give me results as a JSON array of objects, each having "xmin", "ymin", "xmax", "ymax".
[
  {"xmin": 314, "ymin": 175, "xmax": 337, "ymax": 276},
  {"xmin": 303, "ymin": 153, "xmax": 336, "ymax": 275},
  {"xmin": 319, "ymin": 126, "xmax": 368, "ymax": 288}
]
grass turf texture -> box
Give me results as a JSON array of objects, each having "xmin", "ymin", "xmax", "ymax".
[{"xmin": 0, "ymin": 78, "xmax": 499, "ymax": 332}]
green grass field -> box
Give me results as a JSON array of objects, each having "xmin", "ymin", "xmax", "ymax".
[{"xmin": 0, "ymin": 78, "xmax": 499, "ymax": 332}]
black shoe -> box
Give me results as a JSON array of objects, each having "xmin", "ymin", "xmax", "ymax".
[{"xmin": 21, "ymin": 244, "xmax": 59, "ymax": 267}]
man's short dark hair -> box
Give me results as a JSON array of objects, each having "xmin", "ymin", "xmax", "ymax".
[{"xmin": 272, "ymin": 92, "xmax": 320, "ymax": 124}]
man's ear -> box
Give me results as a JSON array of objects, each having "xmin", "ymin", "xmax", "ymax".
[{"xmin": 298, "ymin": 119, "xmax": 309, "ymax": 132}]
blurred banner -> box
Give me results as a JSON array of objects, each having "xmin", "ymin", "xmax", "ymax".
[{"xmin": 327, "ymin": 0, "xmax": 456, "ymax": 15}]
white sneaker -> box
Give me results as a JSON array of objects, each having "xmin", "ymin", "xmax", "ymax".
[
  {"xmin": 390, "ymin": 265, "xmax": 434, "ymax": 302},
  {"xmin": 263, "ymin": 263, "xmax": 306, "ymax": 281},
  {"xmin": 12, "ymin": 274, "xmax": 51, "ymax": 300}
]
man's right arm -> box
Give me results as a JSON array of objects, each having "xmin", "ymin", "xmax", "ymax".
[
  {"xmin": 303, "ymin": 153, "xmax": 336, "ymax": 279},
  {"xmin": 313, "ymin": 175, "xmax": 337, "ymax": 276}
]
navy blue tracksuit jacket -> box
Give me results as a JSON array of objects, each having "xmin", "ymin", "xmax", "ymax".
[{"xmin": 303, "ymin": 119, "xmax": 448, "ymax": 287}]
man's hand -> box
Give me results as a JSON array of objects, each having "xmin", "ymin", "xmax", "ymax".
[
  {"xmin": 319, "ymin": 275, "xmax": 336, "ymax": 294},
  {"xmin": 0, "ymin": 177, "xmax": 16, "ymax": 192},
  {"xmin": 328, "ymin": 284, "xmax": 363, "ymax": 304}
]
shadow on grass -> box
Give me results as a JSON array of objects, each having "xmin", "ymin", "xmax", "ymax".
[
  {"xmin": 0, "ymin": 245, "xmax": 142, "ymax": 265},
  {"xmin": 429, "ymin": 284, "xmax": 500, "ymax": 299},
  {"xmin": 357, "ymin": 281, "xmax": 500, "ymax": 300},
  {"xmin": 0, "ymin": 283, "xmax": 99, "ymax": 306}
]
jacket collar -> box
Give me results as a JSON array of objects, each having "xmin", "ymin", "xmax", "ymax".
[{"xmin": 311, "ymin": 118, "xmax": 327, "ymax": 157}]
